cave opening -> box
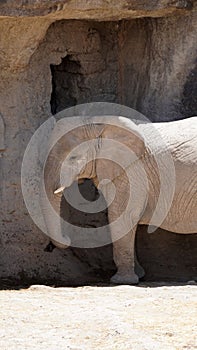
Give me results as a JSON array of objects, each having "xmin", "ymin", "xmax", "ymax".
[
  {"xmin": 50, "ymin": 55, "xmax": 82, "ymax": 114},
  {"xmin": 50, "ymin": 21, "xmax": 121, "ymax": 114}
]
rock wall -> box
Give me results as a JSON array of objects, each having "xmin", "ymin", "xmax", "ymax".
[
  {"xmin": 0, "ymin": 1, "xmax": 196, "ymax": 285},
  {"xmin": 50, "ymin": 18, "xmax": 197, "ymax": 120}
]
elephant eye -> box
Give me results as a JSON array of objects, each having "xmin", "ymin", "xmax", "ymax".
[{"xmin": 69, "ymin": 155, "xmax": 77, "ymax": 161}]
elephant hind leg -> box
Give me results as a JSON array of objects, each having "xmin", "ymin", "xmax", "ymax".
[{"xmin": 135, "ymin": 251, "xmax": 145, "ymax": 279}]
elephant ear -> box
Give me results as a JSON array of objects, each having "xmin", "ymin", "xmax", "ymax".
[{"xmin": 96, "ymin": 120, "xmax": 145, "ymax": 183}]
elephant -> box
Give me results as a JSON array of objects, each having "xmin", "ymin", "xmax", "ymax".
[{"xmin": 41, "ymin": 115, "xmax": 197, "ymax": 284}]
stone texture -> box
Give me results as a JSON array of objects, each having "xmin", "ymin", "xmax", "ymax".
[
  {"xmin": 0, "ymin": 114, "xmax": 5, "ymax": 151},
  {"xmin": 0, "ymin": 0, "xmax": 195, "ymax": 18},
  {"xmin": 50, "ymin": 17, "xmax": 197, "ymax": 120},
  {"xmin": 0, "ymin": 1, "xmax": 196, "ymax": 284}
]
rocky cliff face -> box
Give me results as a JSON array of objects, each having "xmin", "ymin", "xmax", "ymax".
[
  {"xmin": 0, "ymin": 0, "xmax": 194, "ymax": 17},
  {"xmin": 0, "ymin": 1, "xmax": 196, "ymax": 285}
]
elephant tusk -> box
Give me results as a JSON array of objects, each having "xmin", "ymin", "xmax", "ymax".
[
  {"xmin": 54, "ymin": 186, "xmax": 65, "ymax": 194},
  {"xmin": 78, "ymin": 178, "xmax": 85, "ymax": 185}
]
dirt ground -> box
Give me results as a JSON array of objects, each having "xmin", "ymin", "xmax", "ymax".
[{"xmin": 0, "ymin": 283, "xmax": 196, "ymax": 350}]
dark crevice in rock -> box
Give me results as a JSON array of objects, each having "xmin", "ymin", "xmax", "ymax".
[{"xmin": 181, "ymin": 61, "xmax": 197, "ymax": 117}]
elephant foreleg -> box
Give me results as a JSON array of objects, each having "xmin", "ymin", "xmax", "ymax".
[
  {"xmin": 97, "ymin": 167, "xmax": 146, "ymax": 285},
  {"xmin": 110, "ymin": 227, "xmax": 139, "ymax": 285}
]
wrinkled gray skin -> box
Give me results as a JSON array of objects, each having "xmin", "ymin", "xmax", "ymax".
[{"xmin": 42, "ymin": 116, "xmax": 197, "ymax": 284}]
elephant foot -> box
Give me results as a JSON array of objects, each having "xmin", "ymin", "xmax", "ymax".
[
  {"xmin": 110, "ymin": 272, "xmax": 139, "ymax": 285},
  {"xmin": 135, "ymin": 263, "xmax": 145, "ymax": 279}
]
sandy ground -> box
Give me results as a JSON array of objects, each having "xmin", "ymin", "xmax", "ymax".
[{"xmin": 0, "ymin": 283, "xmax": 196, "ymax": 350}]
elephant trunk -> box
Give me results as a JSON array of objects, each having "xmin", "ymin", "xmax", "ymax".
[{"xmin": 40, "ymin": 153, "xmax": 71, "ymax": 249}]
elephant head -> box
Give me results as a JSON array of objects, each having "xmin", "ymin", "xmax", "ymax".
[{"xmin": 42, "ymin": 116, "xmax": 145, "ymax": 248}]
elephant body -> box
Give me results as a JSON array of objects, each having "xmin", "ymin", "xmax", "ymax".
[
  {"xmin": 42, "ymin": 115, "xmax": 197, "ymax": 284},
  {"xmin": 139, "ymin": 118, "xmax": 197, "ymax": 234}
]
